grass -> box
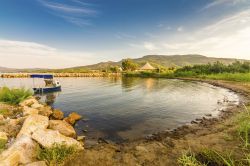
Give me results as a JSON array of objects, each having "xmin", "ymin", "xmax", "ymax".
[
  {"xmin": 177, "ymin": 151, "xmax": 205, "ymax": 166},
  {"xmin": 37, "ymin": 143, "xmax": 79, "ymax": 166},
  {"xmin": 195, "ymin": 73, "xmax": 250, "ymax": 82},
  {"xmin": 178, "ymin": 106, "xmax": 250, "ymax": 166},
  {"xmin": 123, "ymin": 71, "xmax": 250, "ymax": 82},
  {"xmin": 0, "ymin": 87, "xmax": 33, "ymax": 105},
  {"xmin": 0, "ymin": 109, "xmax": 9, "ymax": 115}
]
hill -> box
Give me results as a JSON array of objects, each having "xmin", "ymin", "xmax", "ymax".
[
  {"xmin": 0, "ymin": 55, "xmax": 248, "ymax": 73},
  {"xmin": 60, "ymin": 54, "xmax": 248, "ymax": 71}
]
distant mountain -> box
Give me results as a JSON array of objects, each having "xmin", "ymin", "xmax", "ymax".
[
  {"xmin": 62, "ymin": 54, "xmax": 248, "ymax": 71},
  {"xmin": 0, "ymin": 67, "xmax": 19, "ymax": 73},
  {"xmin": 0, "ymin": 55, "xmax": 248, "ymax": 73}
]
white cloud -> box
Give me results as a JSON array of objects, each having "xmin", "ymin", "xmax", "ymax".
[
  {"xmin": 160, "ymin": 9, "xmax": 250, "ymax": 59},
  {"xmin": 115, "ymin": 32, "xmax": 136, "ymax": 40},
  {"xmin": 200, "ymin": 0, "xmax": 248, "ymax": 11},
  {"xmin": 37, "ymin": 0, "xmax": 98, "ymax": 27},
  {"xmin": 177, "ymin": 26, "xmax": 183, "ymax": 32},
  {"xmin": 143, "ymin": 42, "xmax": 158, "ymax": 51},
  {"xmin": 0, "ymin": 39, "xmax": 96, "ymax": 68}
]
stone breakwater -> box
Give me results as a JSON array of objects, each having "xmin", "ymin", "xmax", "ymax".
[
  {"xmin": 0, "ymin": 97, "xmax": 84, "ymax": 165},
  {"xmin": 0, "ymin": 73, "xmax": 121, "ymax": 78}
]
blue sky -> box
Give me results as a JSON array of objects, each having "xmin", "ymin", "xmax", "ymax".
[{"xmin": 0, "ymin": 0, "xmax": 250, "ymax": 68}]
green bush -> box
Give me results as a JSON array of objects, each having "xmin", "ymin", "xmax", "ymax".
[
  {"xmin": 38, "ymin": 143, "xmax": 78, "ymax": 166},
  {"xmin": 0, "ymin": 87, "xmax": 33, "ymax": 105}
]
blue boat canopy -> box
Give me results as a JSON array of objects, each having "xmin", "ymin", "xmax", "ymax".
[{"xmin": 30, "ymin": 74, "xmax": 53, "ymax": 79}]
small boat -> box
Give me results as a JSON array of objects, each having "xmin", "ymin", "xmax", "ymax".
[{"xmin": 30, "ymin": 74, "xmax": 61, "ymax": 94}]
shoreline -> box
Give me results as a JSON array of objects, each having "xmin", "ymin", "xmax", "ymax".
[
  {"xmin": 0, "ymin": 73, "xmax": 121, "ymax": 78},
  {"xmin": 66, "ymin": 78, "xmax": 250, "ymax": 166}
]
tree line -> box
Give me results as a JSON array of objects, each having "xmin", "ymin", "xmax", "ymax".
[{"xmin": 175, "ymin": 61, "xmax": 250, "ymax": 75}]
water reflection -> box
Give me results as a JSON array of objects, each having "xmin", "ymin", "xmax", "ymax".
[{"xmin": 1, "ymin": 77, "xmax": 240, "ymax": 143}]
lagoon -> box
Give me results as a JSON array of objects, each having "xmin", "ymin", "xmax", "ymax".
[{"xmin": 0, "ymin": 77, "xmax": 239, "ymax": 143}]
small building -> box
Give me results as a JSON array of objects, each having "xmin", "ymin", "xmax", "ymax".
[{"xmin": 140, "ymin": 62, "xmax": 156, "ymax": 70}]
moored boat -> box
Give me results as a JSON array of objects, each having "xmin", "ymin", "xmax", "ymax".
[{"xmin": 31, "ymin": 74, "xmax": 61, "ymax": 94}]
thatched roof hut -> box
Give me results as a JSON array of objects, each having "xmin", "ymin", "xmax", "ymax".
[{"xmin": 140, "ymin": 62, "xmax": 156, "ymax": 70}]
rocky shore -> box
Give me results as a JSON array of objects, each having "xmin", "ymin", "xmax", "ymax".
[
  {"xmin": 0, "ymin": 97, "xmax": 84, "ymax": 165},
  {"xmin": 0, "ymin": 73, "xmax": 121, "ymax": 78}
]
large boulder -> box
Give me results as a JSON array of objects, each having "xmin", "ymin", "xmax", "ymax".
[
  {"xmin": 17, "ymin": 115, "xmax": 49, "ymax": 138},
  {"xmin": 0, "ymin": 136, "xmax": 39, "ymax": 164},
  {"xmin": 38, "ymin": 106, "xmax": 53, "ymax": 117},
  {"xmin": 23, "ymin": 106, "xmax": 39, "ymax": 116},
  {"xmin": 49, "ymin": 120, "xmax": 76, "ymax": 138},
  {"xmin": 0, "ymin": 150, "xmax": 20, "ymax": 166},
  {"xmin": 30, "ymin": 103, "xmax": 44, "ymax": 109},
  {"xmin": 0, "ymin": 132, "xmax": 8, "ymax": 149},
  {"xmin": 63, "ymin": 112, "xmax": 82, "ymax": 125},
  {"xmin": 19, "ymin": 98, "xmax": 38, "ymax": 107},
  {"xmin": 32, "ymin": 129, "xmax": 83, "ymax": 150},
  {"xmin": 51, "ymin": 109, "xmax": 64, "ymax": 120}
]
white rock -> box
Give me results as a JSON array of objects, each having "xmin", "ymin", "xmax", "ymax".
[
  {"xmin": 19, "ymin": 98, "xmax": 38, "ymax": 107},
  {"xmin": 31, "ymin": 103, "xmax": 44, "ymax": 109},
  {"xmin": 0, "ymin": 131, "xmax": 8, "ymax": 148},
  {"xmin": 25, "ymin": 161, "xmax": 47, "ymax": 166},
  {"xmin": 32, "ymin": 129, "xmax": 83, "ymax": 150},
  {"xmin": 0, "ymin": 114, "xmax": 4, "ymax": 121},
  {"xmin": 49, "ymin": 120, "xmax": 76, "ymax": 138},
  {"xmin": 17, "ymin": 115, "xmax": 49, "ymax": 138},
  {"xmin": 0, "ymin": 136, "xmax": 39, "ymax": 164},
  {"xmin": 23, "ymin": 106, "xmax": 39, "ymax": 116},
  {"xmin": 0, "ymin": 150, "xmax": 20, "ymax": 166}
]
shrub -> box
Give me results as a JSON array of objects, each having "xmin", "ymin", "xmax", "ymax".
[
  {"xmin": 0, "ymin": 87, "xmax": 33, "ymax": 105},
  {"xmin": 38, "ymin": 143, "xmax": 78, "ymax": 166}
]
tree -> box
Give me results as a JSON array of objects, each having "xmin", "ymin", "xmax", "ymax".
[
  {"xmin": 122, "ymin": 59, "xmax": 138, "ymax": 71},
  {"xmin": 109, "ymin": 66, "xmax": 120, "ymax": 73}
]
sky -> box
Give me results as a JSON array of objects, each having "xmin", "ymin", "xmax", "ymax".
[{"xmin": 0, "ymin": 0, "xmax": 250, "ymax": 68}]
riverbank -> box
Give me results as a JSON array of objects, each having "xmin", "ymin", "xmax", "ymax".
[
  {"xmin": 66, "ymin": 79, "xmax": 250, "ymax": 166},
  {"xmin": 0, "ymin": 73, "xmax": 121, "ymax": 78}
]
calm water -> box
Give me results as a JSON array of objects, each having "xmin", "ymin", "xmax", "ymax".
[{"xmin": 0, "ymin": 77, "xmax": 239, "ymax": 143}]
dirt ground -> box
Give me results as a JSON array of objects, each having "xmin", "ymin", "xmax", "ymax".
[{"xmin": 66, "ymin": 80, "xmax": 250, "ymax": 166}]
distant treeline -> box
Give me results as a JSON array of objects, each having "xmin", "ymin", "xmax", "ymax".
[{"xmin": 175, "ymin": 61, "xmax": 250, "ymax": 76}]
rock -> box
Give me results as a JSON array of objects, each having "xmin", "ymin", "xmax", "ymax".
[
  {"xmin": 63, "ymin": 117, "xmax": 76, "ymax": 125},
  {"xmin": 51, "ymin": 109, "xmax": 64, "ymax": 120},
  {"xmin": 205, "ymin": 113, "xmax": 212, "ymax": 117},
  {"xmin": 0, "ymin": 119, "xmax": 22, "ymax": 137},
  {"xmin": 25, "ymin": 161, "xmax": 47, "ymax": 166},
  {"xmin": 0, "ymin": 114, "xmax": 4, "ymax": 121},
  {"xmin": 135, "ymin": 146, "xmax": 148, "ymax": 152},
  {"xmin": 38, "ymin": 106, "xmax": 53, "ymax": 117},
  {"xmin": 69, "ymin": 112, "xmax": 82, "ymax": 121},
  {"xmin": 0, "ymin": 150, "xmax": 20, "ymax": 166},
  {"xmin": 0, "ymin": 136, "xmax": 39, "ymax": 164},
  {"xmin": 49, "ymin": 120, "xmax": 76, "ymax": 137},
  {"xmin": 0, "ymin": 132, "xmax": 8, "ymax": 149},
  {"xmin": 32, "ymin": 129, "xmax": 83, "ymax": 150},
  {"xmin": 31, "ymin": 103, "xmax": 44, "ymax": 109},
  {"xmin": 19, "ymin": 98, "xmax": 38, "ymax": 107},
  {"xmin": 23, "ymin": 106, "xmax": 39, "ymax": 116},
  {"xmin": 17, "ymin": 115, "xmax": 49, "ymax": 138},
  {"xmin": 64, "ymin": 112, "xmax": 82, "ymax": 125},
  {"xmin": 77, "ymin": 136, "xmax": 85, "ymax": 141}
]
